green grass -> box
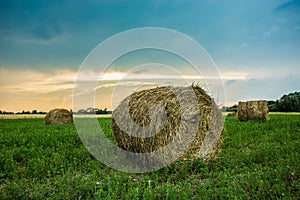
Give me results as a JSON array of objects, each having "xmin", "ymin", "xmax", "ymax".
[{"xmin": 0, "ymin": 115, "xmax": 299, "ymax": 199}]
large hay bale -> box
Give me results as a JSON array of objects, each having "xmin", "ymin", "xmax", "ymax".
[
  {"xmin": 45, "ymin": 108, "xmax": 73, "ymax": 125},
  {"xmin": 112, "ymin": 85, "xmax": 223, "ymax": 166},
  {"xmin": 238, "ymin": 100, "xmax": 269, "ymax": 121},
  {"xmin": 227, "ymin": 111, "xmax": 237, "ymax": 117}
]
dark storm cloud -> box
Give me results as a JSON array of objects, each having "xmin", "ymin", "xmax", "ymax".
[
  {"xmin": 0, "ymin": 0, "xmax": 300, "ymax": 76},
  {"xmin": 275, "ymin": 0, "xmax": 300, "ymax": 11},
  {"xmin": 31, "ymin": 23, "xmax": 65, "ymax": 42},
  {"xmin": 0, "ymin": 0, "xmax": 170, "ymax": 70}
]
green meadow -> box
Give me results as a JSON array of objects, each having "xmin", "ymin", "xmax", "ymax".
[{"xmin": 0, "ymin": 114, "xmax": 299, "ymax": 199}]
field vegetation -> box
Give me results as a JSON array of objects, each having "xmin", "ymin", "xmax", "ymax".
[{"xmin": 0, "ymin": 114, "xmax": 299, "ymax": 199}]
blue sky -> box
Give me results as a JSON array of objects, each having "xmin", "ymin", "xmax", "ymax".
[{"xmin": 0, "ymin": 0, "xmax": 299, "ymax": 111}]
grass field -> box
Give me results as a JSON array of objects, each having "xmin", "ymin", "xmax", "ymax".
[{"xmin": 0, "ymin": 114, "xmax": 299, "ymax": 199}]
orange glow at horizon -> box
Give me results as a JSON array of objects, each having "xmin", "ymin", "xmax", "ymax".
[{"xmin": 0, "ymin": 69, "xmax": 247, "ymax": 112}]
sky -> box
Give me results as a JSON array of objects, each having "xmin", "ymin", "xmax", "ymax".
[{"xmin": 0, "ymin": 0, "xmax": 300, "ymax": 112}]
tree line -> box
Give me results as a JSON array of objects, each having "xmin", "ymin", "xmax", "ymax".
[
  {"xmin": 0, "ymin": 110, "xmax": 47, "ymax": 115},
  {"xmin": 0, "ymin": 108, "xmax": 112, "ymax": 115},
  {"xmin": 1, "ymin": 91, "xmax": 299, "ymax": 114},
  {"xmin": 225, "ymin": 91, "xmax": 300, "ymax": 112},
  {"xmin": 268, "ymin": 91, "xmax": 300, "ymax": 112},
  {"xmin": 73, "ymin": 108, "xmax": 112, "ymax": 115}
]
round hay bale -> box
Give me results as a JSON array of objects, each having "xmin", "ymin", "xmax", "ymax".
[
  {"xmin": 45, "ymin": 108, "xmax": 73, "ymax": 125},
  {"xmin": 112, "ymin": 85, "xmax": 223, "ymax": 165},
  {"xmin": 227, "ymin": 111, "xmax": 237, "ymax": 117}
]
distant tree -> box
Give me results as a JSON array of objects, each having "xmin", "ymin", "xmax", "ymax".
[
  {"xmin": 268, "ymin": 91, "xmax": 300, "ymax": 112},
  {"xmin": 0, "ymin": 110, "xmax": 2, "ymax": 114},
  {"xmin": 75, "ymin": 108, "xmax": 110, "ymax": 115},
  {"xmin": 96, "ymin": 108, "xmax": 108, "ymax": 114},
  {"xmin": 268, "ymin": 100, "xmax": 279, "ymax": 112},
  {"xmin": 77, "ymin": 109, "xmax": 87, "ymax": 114},
  {"xmin": 278, "ymin": 91, "xmax": 300, "ymax": 112},
  {"xmin": 31, "ymin": 110, "xmax": 38, "ymax": 114},
  {"xmin": 226, "ymin": 104, "xmax": 238, "ymax": 112},
  {"xmin": 267, "ymin": 100, "xmax": 276, "ymax": 105},
  {"xmin": 2, "ymin": 110, "xmax": 14, "ymax": 114},
  {"xmin": 86, "ymin": 107, "xmax": 95, "ymax": 113}
]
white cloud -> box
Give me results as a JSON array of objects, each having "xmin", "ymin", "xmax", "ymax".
[
  {"xmin": 270, "ymin": 25, "xmax": 280, "ymax": 32},
  {"xmin": 241, "ymin": 42, "xmax": 248, "ymax": 48},
  {"xmin": 0, "ymin": 69, "xmax": 76, "ymax": 94},
  {"xmin": 0, "ymin": 68, "xmax": 247, "ymax": 95},
  {"xmin": 2, "ymin": 67, "xmax": 297, "ymax": 112},
  {"xmin": 293, "ymin": 26, "xmax": 300, "ymax": 30},
  {"xmin": 77, "ymin": 71, "xmax": 246, "ymax": 82},
  {"xmin": 224, "ymin": 74, "xmax": 300, "ymax": 104},
  {"xmin": 262, "ymin": 25, "xmax": 280, "ymax": 40},
  {"xmin": 263, "ymin": 31, "xmax": 272, "ymax": 40}
]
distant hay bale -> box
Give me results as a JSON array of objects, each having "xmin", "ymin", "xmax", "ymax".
[
  {"xmin": 45, "ymin": 108, "xmax": 73, "ymax": 125},
  {"xmin": 227, "ymin": 111, "xmax": 237, "ymax": 117},
  {"xmin": 112, "ymin": 85, "xmax": 223, "ymax": 166},
  {"xmin": 238, "ymin": 100, "xmax": 269, "ymax": 121}
]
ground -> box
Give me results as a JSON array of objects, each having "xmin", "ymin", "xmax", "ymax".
[{"xmin": 0, "ymin": 114, "xmax": 299, "ymax": 199}]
